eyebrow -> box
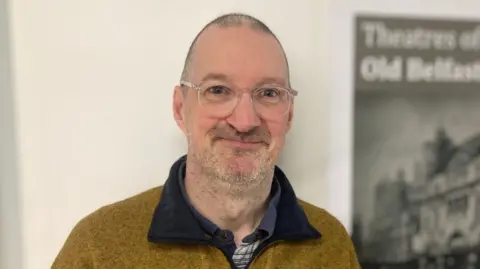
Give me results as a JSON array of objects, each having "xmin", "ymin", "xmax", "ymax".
[
  {"xmin": 200, "ymin": 73, "xmax": 230, "ymax": 83},
  {"xmin": 256, "ymin": 77, "xmax": 287, "ymax": 87},
  {"xmin": 199, "ymin": 73, "xmax": 287, "ymax": 87}
]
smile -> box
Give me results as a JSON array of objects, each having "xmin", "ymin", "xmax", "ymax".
[{"xmin": 217, "ymin": 139, "xmax": 264, "ymax": 149}]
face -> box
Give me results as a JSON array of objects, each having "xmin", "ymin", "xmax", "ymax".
[{"xmin": 173, "ymin": 25, "xmax": 293, "ymax": 186}]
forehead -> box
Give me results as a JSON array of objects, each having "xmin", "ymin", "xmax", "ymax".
[{"xmin": 189, "ymin": 25, "xmax": 288, "ymax": 86}]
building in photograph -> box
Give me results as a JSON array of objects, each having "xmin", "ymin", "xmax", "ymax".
[{"xmin": 358, "ymin": 127, "xmax": 480, "ymax": 268}]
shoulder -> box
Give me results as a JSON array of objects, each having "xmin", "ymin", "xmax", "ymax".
[
  {"xmin": 53, "ymin": 186, "xmax": 164, "ymax": 268},
  {"xmin": 58, "ymin": 186, "xmax": 163, "ymax": 251},
  {"xmin": 94, "ymin": 186, "xmax": 163, "ymax": 218},
  {"xmin": 297, "ymin": 199, "xmax": 351, "ymax": 241},
  {"xmin": 297, "ymin": 199, "xmax": 361, "ymax": 267},
  {"xmin": 77, "ymin": 186, "xmax": 163, "ymax": 234},
  {"xmin": 289, "ymin": 200, "xmax": 361, "ymax": 268}
]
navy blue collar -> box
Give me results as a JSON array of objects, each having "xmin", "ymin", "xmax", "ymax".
[
  {"xmin": 177, "ymin": 160, "xmax": 281, "ymax": 242},
  {"xmin": 147, "ymin": 155, "xmax": 321, "ymax": 245}
]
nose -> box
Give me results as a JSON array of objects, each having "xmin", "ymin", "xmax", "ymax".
[{"xmin": 225, "ymin": 93, "xmax": 261, "ymax": 132}]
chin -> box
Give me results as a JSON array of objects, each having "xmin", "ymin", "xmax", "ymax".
[
  {"xmin": 195, "ymin": 142, "xmax": 273, "ymax": 180},
  {"xmin": 221, "ymin": 151, "xmax": 273, "ymax": 179},
  {"xmin": 224, "ymin": 155, "xmax": 258, "ymax": 172}
]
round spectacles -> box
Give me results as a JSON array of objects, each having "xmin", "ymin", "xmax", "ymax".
[{"xmin": 180, "ymin": 80, "xmax": 297, "ymax": 120}]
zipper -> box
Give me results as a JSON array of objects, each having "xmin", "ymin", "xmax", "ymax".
[
  {"xmin": 151, "ymin": 236, "xmax": 237, "ymax": 268},
  {"xmin": 152, "ymin": 235, "xmax": 315, "ymax": 268},
  {"xmin": 245, "ymin": 233, "xmax": 319, "ymax": 268},
  {"xmin": 244, "ymin": 240, "xmax": 284, "ymax": 268}
]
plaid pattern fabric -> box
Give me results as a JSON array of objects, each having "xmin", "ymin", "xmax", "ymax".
[{"xmin": 231, "ymin": 240, "xmax": 261, "ymax": 269}]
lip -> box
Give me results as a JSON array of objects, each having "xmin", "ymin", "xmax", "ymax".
[{"xmin": 218, "ymin": 139, "xmax": 264, "ymax": 149}]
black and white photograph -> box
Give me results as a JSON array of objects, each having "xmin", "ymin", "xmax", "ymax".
[{"xmin": 352, "ymin": 14, "xmax": 480, "ymax": 268}]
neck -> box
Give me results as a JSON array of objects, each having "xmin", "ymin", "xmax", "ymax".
[{"xmin": 184, "ymin": 158, "xmax": 274, "ymax": 239}]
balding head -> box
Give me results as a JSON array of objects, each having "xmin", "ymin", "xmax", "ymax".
[{"xmin": 180, "ymin": 13, "xmax": 290, "ymax": 86}]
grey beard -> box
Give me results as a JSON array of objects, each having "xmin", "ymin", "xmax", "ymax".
[{"xmin": 191, "ymin": 146, "xmax": 274, "ymax": 188}]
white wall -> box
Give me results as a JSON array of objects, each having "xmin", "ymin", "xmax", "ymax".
[
  {"xmin": 8, "ymin": 0, "xmax": 480, "ymax": 268},
  {"xmin": 0, "ymin": 0, "xmax": 23, "ymax": 268},
  {"xmin": 7, "ymin": 0, "xmax": 330, "ymax": 268}
]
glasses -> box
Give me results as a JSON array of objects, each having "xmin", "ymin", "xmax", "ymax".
[{"xmin": 180, "ymin": 80, "xmax": 297, "ymax": 120}]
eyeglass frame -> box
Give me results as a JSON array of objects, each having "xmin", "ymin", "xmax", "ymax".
[{"xmin": 179, "ymin": 80, "xmax": 298, "ymax": 109}]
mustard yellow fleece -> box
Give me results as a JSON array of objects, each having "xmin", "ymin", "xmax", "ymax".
[{"xmin": 52, "ymin": 186, "xmax": 361, "ymax": 269}]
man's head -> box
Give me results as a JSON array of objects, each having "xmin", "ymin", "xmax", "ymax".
[{"xmin": 173, "ymin": 13, "xmax": 295, "ymax": 187}]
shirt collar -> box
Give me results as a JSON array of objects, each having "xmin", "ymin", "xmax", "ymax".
[
  {"xmin": 148, "ymin": 155, "xmax": 321, "ymax": 245},
  {"xmin": 177, "ymin": 160, "xmax": 281, "ymax": 241}
]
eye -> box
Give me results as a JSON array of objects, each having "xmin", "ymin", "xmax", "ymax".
[
  {"xmin": 206, "ymin": 85, "xmax": 230, "ymax": 95},
  {"xmin": 261, "ymin": 88, "xmax": 279, "ymax": 97},
  {"xmin": 257, "ymin": 88, "xmax": 281, "ymax": 98},
  {"xmin": 201, "ymin": 84, "xmax": 233, "ymax": 103}
]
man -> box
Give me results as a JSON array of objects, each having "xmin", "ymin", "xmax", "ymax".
[{"xmin": 53, "ymin": 13, "xmax": 360, "ymax": 269}]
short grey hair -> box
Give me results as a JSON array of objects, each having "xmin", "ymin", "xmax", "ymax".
[{"xmin": 180, "ymin": 13, "xmax": 290, "ymax": 86}]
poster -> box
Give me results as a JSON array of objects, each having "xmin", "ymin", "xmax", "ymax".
[{"xmin": 352, "ymin": 14, "xmax": 480, "ymax": 268}]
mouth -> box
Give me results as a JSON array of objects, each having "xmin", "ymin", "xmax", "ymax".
[{"xmin": 216, "ymin": 138, "xmax": 265, "ymax": 150}]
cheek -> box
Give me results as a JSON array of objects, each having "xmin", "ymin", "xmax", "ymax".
[
  {"xmin": 266, "ymin": 121, "xmax": 288, "ymax": 149},
  {"xmin": 186, "ymin": 114, "xmax": 219, "ymax": 147}
]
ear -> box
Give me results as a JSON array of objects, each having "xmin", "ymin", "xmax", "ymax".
[
  {"xmin": 285, "ymin": 103, "xmax": 294, "ymax": 133},
  {"xmin": 173, "ymin": 86, "xmax": 187, "ymax": 133}
]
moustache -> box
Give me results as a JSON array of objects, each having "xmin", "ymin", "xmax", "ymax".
[{"xmin": 210, "ymin": 125, "xmax": 271, "ymax": 144}]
